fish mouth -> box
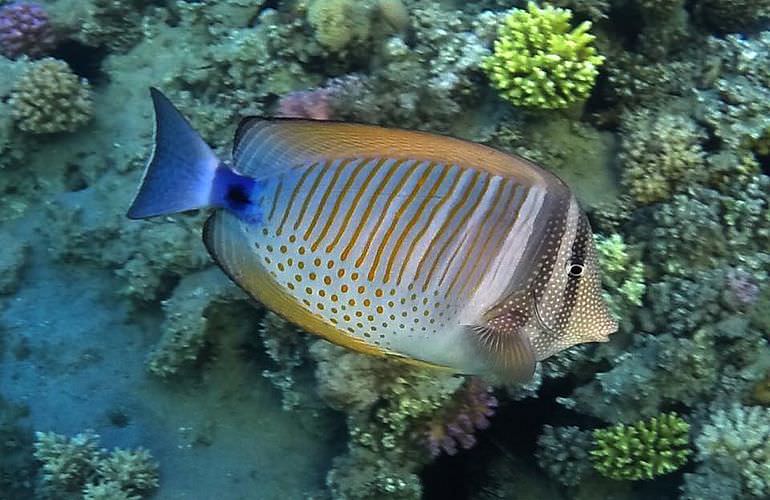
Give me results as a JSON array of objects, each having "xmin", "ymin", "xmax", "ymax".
[{"xmin": 531, "ymin": 292, "xmax": 559, "ymax": 337}]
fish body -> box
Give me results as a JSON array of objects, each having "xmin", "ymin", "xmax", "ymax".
[{"xmin": 128, "ymin": 89, "xmax": 618, "ymax": 381}]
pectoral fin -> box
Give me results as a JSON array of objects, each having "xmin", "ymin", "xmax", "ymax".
[{"xmin": 464, "ymin": 323, "xmax": 536, "ymax": 383}]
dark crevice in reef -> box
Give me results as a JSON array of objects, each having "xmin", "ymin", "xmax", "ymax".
[
  {"xmin": 755, "ymin": 153, "xmax": 770, "ymax": 176},
  {"xmin": 421, "ymin": 378, "xmax": 586, "ymax": 500},
  {"xmin": 51, "ymin": 41, "xmax": 109, "ymax": 85}
]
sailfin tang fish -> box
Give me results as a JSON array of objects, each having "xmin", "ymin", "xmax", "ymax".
[{"xmin": 128, "ymin": 88, "xmax": 618, "ymax": 382}]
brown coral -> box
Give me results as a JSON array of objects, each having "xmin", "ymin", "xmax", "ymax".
[
  {"xmin": 9, "ymin": 57, "xmax": 92, "ymax": 134},
  {"xmin": 620, "ymin": 109, "xmax": 706, "ymax": 205}
]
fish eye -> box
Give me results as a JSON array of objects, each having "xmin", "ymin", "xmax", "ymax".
[{"xmin": 567, "ymin": 263, "xmax": 584, "ymax": 278}]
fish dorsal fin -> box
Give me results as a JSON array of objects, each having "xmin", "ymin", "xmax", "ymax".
[
  {"xmin": 232, "ymin": 118, "xmax": 564, "ymax": 186},
  {"xmin": 463, "ymin": 321, "xmax": 536, "ymax": 383}
]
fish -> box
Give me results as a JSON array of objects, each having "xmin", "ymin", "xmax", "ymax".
[{"xmin": 128, "ymin": 88, "xmax": 618, "ymax": 382}]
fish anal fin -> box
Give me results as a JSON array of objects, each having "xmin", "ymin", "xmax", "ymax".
[{"xmin": 463, "ymin": 322, "xmax": 536, "ymax": 384}]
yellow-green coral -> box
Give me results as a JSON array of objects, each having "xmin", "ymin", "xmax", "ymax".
[
  {"xmin": 481, "ymin": 3, "xmax": 604, "ymax": 109},
  {"xmin": 591, "ymin": 412, "xmax": 691, "ymax": 481},
  {"xmin": 9, "ymin": 57, "xmax": 93, "ymax": 134},
  {"xmin": 595, "ymin": 233, "xmax": 646, "ymax": 318},
  {"xmin": 307, "ymin": 0, "xmax": 372, "ymax": 52}
]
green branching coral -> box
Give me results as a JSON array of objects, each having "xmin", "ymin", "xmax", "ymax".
[
  {"xmin": 595, "ymin": 233, "xmax": 646, "ymax": 318},
  {"xmin": 481, "ymin": 3, "xmax": 604, "ymax": 109},
  {"xmin": 591, "ymin": 412, "xmax": 691, "ymax": 481}
]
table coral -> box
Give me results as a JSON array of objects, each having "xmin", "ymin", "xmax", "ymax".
[
  {"xmin": 9, "ymin": 57, "xmax": 92, "ymax": 134},
  {"xmin": 481, "ymin": 2, "xmax": 604, "ymax": 109},
  {"xmin": 590, "ymin": 412, "xmax": 691, "ymax": 481}
]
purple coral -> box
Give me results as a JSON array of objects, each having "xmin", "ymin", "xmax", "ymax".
[
  {"xmin": 724, "ymin": 268, "xmax": 760, "ymax": 310},
  {"xmin": 423, "ymin": 378, "xmax": 498, "ymax": 458},
  {"xmin": 277, "ymin": 87, "xmax": 335, "ymax": 121},
  {"xmin": 0, "ymin": 2, "xmax": 55, "ymax": 59}
]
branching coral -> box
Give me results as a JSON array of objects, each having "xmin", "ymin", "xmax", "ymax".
[
  {"xmin": 481, "ymin": 2, "xmax": 604, "ymax": 109},
  {"xmin": 420, "ymin": 378, "xmax": 497, "ymax": 458},
  {"xmin": 0, "ymin": 1, "xmax": 55, "ymax": 59},
  {"xmin": 693, "ymin": 404, "xmax": 770, "ymax": 498},
  {"xmin": 595, "ymin": 233, "xmax": 646, "ymax": 319},
  {"xmin": 310, "ymin": 340, "xmax": 490, "ymax": 498},
  {"xmin": 591, "ymin": 412, "xmax": 691, "ymax": 481},
  {"xmin": 34, "ymin": 430, "xmax": 158, "ymax": 499},
  {"xmin": 619, "ymin": 109, "xmax": 706, "ymax": 205},
  {"xmin": 331, "ymin": 2, "xmax": 489, "ymax": 134},
  {"xmin": 536, "ymin": 425, "xmax": 593, "ymax": 487},
  {"xmin": 9, "ymin": 57, "xmax": 93, "ymax": 134}
]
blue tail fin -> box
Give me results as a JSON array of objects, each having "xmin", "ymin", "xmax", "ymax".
[{"xmin": 127, "ymin": 88, "xmax": 220, "ymax": 219}]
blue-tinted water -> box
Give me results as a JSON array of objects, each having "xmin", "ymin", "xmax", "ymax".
[{"xmin": 1, "ymin": 1, "xmax": 769, "ymax": 499}]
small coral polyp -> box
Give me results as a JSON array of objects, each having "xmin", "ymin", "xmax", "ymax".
[{"xmin": 482, "ymin": 2, "xmax": 605, "ymax": 110}]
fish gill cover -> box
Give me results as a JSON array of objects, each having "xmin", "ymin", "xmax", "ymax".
[{"xmin": 0, "ymin": 1, "xmax": 768, "ymax": 500}]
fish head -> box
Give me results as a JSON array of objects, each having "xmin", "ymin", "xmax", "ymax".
[{"xmin": 529, "ymin": 202, "xmax": 618, "ymax": 360}]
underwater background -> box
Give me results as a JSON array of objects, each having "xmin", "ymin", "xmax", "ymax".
[{"xmin": 1, "ymin": 0, "xmax": 770, "ymax": 499}]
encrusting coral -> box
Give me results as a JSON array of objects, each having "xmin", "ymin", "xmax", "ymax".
[
  {"xmin": 590, "ymin": 412, "xmax": 691, "ymax": 481},
  {"xmin": 33, "ymin": 430, "xmax": 158, "ymax": 499},
  {"xmin": 481, "ymin": 2, "xmax": 604, "ymax": 109},
  {"xmin": 8, "ymin": 57, "xmax": 92, "ymax": 134}
]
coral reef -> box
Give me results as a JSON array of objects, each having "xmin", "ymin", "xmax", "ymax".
[
  {"xmin": 536, "ymin": 425, "xmax": 593, "ymax": 487},
  {"xmin": 0, "ymin": 230, "xmax": 29, "ymax": 295},
  {"xmin": 9, "ymin": 57, "xmax": 93, "ymax": 134},
  {"xmin": 691, "ymin": 404, "xmax": 770, "ymax": 498},
  {"xmin": 696, "ymin": 0, "xmax": 770, "ymax": 33},
  {"xmin": 594, "ymin": 233, "xmax": 646, "ymax": 321},
  {"xmin": 481, "ymin": 3, "xmax": 604, "ymax": 109},
  {"xmin": 310, "ymin": 340, "xmax": 492, "ymax": 498},
  {"xmin": 421, "ymin": 378, "xmax": 497, "ymax": 458},
  {"xmin": 307, "ymin": 0, "xmax": 372, "ymax": 52},
  {"xmin": 591, "ymin": 412, "xmax": 691, "ymax": 481},
  {"xmin": 330, "ymin": 2, "xmax": 489, "ymax": 135},
  {"xmin": 33, "ymin": 430, "xmax": 158, "ymax": 499},
  {"xmin": 0, "ymin": 1, "xmax": 55, "ymax": 59},
  {"xmin": 146, "ymin": 268, "xmax": 250, "ymax": 378},
  {"xmin": 619, "ymin": 109, "xmax": 706, "ymax": 206},
  {"xmin": 1, "ymin": 0, "xmax": 770, "ymax": 498}
]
